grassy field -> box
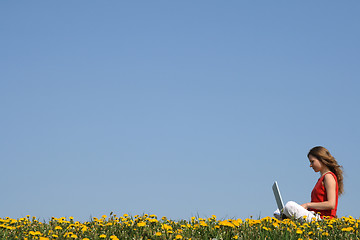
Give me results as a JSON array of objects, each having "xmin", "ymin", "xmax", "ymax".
[{"xmin": 1, "ymin": 213, "xmax": 359, "ymax": 239}]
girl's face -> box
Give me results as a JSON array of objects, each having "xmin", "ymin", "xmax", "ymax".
[{"xmin": 308, "ymin": 154, "xmax": 324, "ymax": 173}]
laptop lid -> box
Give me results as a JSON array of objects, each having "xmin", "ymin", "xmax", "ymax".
[{"xmin": 272, "ymin": 181, "xmax": 284, "ymax": 211}]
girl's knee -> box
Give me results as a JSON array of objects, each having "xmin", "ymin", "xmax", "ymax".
[
  {"xmin": 283, "ymin": 201, "xmax": 298, "ymax": 216},
  {"xmin": 285, "ymin": 201, "xmax": 297, "ymax": 209}
]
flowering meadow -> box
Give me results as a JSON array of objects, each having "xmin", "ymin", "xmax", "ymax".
[{"xmin": 0, "ymin": 213, "xmax": 359, "ymax": 240}]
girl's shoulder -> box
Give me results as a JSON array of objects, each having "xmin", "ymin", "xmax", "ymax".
[{"xmin": 323, "ymin": 172, "xmax": 337, "ymax": 183}]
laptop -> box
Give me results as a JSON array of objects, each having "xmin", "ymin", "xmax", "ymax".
[{"xmin": 272, "ymin": 181, "xmax": 285, "ymax": 211}]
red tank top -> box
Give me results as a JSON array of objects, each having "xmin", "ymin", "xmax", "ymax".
[{"xmin": 308, "ymin": 171, "xmax": 338, "ymax": 218}]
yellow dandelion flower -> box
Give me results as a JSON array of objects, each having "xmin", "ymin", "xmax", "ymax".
[
  {"xmin": 232, "ymin": 219, "xmax": 242, "ymax": 227},
  {"xmin": 233, "ymin": 236, "xmax": 239, "ymax": 239},
  {"xmin": 341, "ymin": 227, "xmax": 354, "ymax": 232},
  {"xmin": 219, "ymin": 220, "xmax": 235, "ymax": 228},
  {"xmin": 175, "ymin": 235, "xmax": 183, "ymax": 239},
  {"xmin": 149, "ymin": 218, "xmax": 158, "ymax": 223},
  {"xmin": 301, "ymin": 223, "xmax": 309, "ymax": 228},
  {"xmin": 137, "ymin": 221, "xmax": 146, "ymax": 227},
  {"xmin": 155, "ymin": 232, "xmax": 162, "ymax": 236},
  {"xmin": 162, "ymin": 224, "xmax": 173, "ymax": 231},
  {"xmin": 296, "ymin": 229, "xmax": 303, "ymax": 234},
  {"xmin": 100, "ymin": 234, "xmax": 107, "ymax": 238},
  {"xmin": 199, "ymin": 221, "xmax": 207, "ymax": 227},
  {"xmin": 102, "ymin": 215, "xmax": 107, "ymax": 219},
  {"xmin": 261, "ymin": 216, "xmax": 272, "ymax": 222},
  {"xmin": 110, "ymin": 235, "xmax": 119, "ymax": 240}
]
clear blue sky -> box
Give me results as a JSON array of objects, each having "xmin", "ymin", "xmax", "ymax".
[{"xmin": 1, "ymin": 1, "xmax": 359, "ymax": 221}]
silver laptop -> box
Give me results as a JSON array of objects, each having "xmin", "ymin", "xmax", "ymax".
[{"xmin": 272, "ymin": 181, "xmax": 284, "ymax": 211}]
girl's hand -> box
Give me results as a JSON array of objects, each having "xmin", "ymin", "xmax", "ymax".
[{"xmin": 301, "ymin": 203, "xmax": 309, "ymax": 209}]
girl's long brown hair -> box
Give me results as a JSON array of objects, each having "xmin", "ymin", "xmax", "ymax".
[{"xmin": 308, "ymin": 146, "xmax": 344, "ymax": 195}]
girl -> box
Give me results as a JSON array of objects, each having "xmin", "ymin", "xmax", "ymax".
[{"xmin": 275, "ymin": 146, "xmax": 344, "ymax": 222}]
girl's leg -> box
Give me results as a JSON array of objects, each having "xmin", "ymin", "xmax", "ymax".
[
  {"xmin": 273, "ymin": 208, "xmax": 281, "ymax": 220},
  {"xmin": 283, "ymin": 201, "xmax": 320, "ymax": 222}
]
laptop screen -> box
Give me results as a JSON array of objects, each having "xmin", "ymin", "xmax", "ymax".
[{"xmin": 272, "ymin": 181, "xmax": 284, "ymax": 211}]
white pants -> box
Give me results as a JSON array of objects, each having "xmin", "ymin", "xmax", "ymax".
[{"xmin": 274, "ymin": 201, "xmax": 321, "ymax": 222}]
